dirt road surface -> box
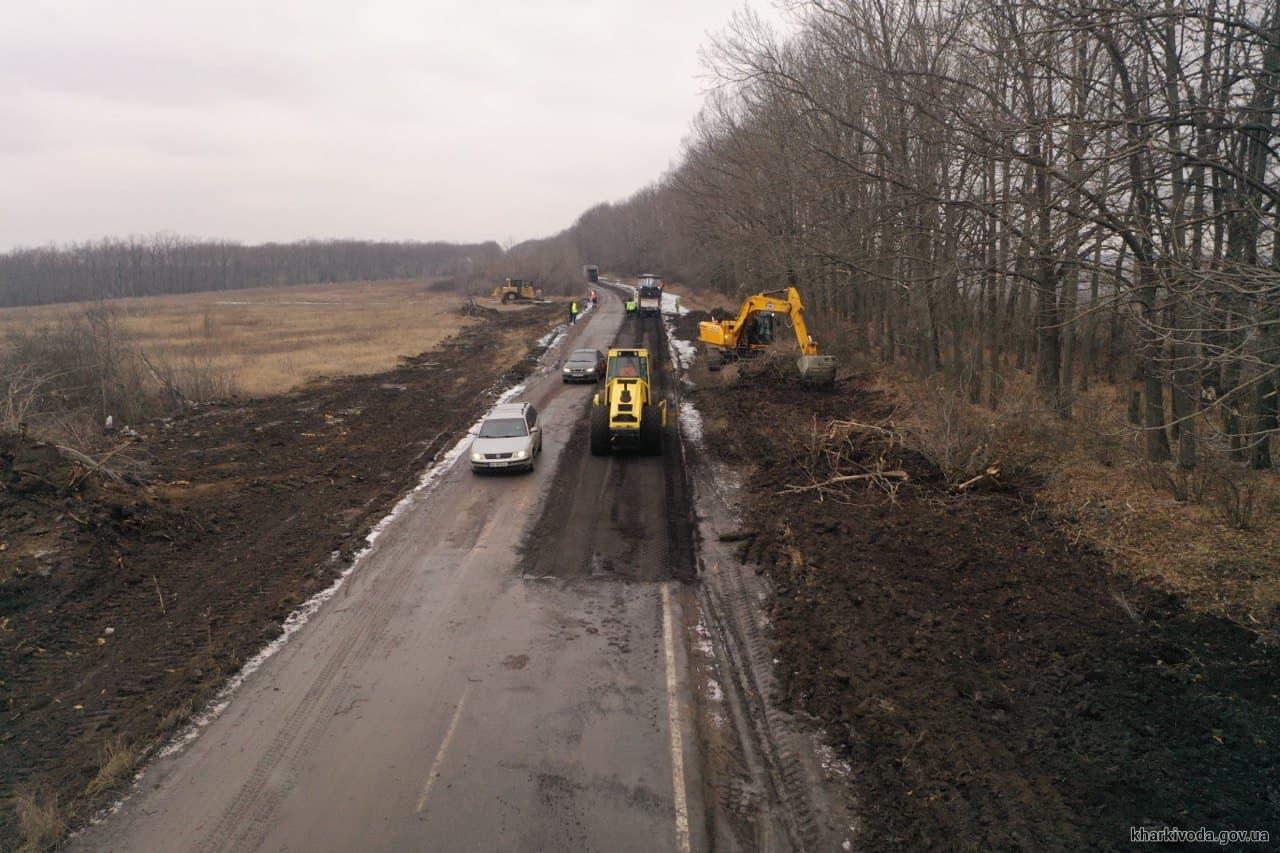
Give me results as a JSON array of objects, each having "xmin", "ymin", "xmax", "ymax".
[{"xmin": 73, "ymin": 288, "xmax": 706, "ymax": 851}]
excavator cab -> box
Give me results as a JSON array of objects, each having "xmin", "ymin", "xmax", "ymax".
[{"xmin": 698, "ymin": 286, "xmax": 837, "ymax": 386}]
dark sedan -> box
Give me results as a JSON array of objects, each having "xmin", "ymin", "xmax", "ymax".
[{"xmin": 561, "ymin": 348, "xmax": 605, "ymax": 383}]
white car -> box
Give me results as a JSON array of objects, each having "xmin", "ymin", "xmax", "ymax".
[{"xmin": 470, "ymin": 402, "xmax": 542, "ymax": 473}]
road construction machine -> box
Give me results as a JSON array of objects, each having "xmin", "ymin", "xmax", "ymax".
[
  {"xmin": 698, "ymin": 286, "xmax": 837, "ymax": 385},
  {"xmin": 636, "ymin": 274, "xmax": 664, "ymax": 317},
  {"xmin": 493, "ymin": 278, "xmax": 542, "ymax": 303},
  {"xmin": 590, "ymin": 348, "xmax": 666, "ymax": 455}
]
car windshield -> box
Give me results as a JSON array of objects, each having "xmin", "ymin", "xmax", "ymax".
[
  {"xmin": 567, "ymin": 352, "xmax": 596, "ymax": 364},
  {"xmin": 639, "ymin": 285, "xmax": 661, "ymax": 297},
  {"xmin": 478, "ymin": 418, "xmax": 527, "ymax": 438}
]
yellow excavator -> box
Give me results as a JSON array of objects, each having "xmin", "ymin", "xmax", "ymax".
[
  {"xmin": 698, "ymin": 286, "xmax": 837, "ymax": 385},
  {"xmin": 590, "ymin": 348, "xmax": 667, "ymax": 455}
]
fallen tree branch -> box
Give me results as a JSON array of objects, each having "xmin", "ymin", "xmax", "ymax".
[
  {"xmin": 778, "ymin": 470, "xmax": 910, "ymax": 495},
  {"xmin": 955, "ymin": 464, "xmax": 1001, "ymax": 491},
  {"xmin": 58, "ymin": 440, "xmax": 135, "ymax": 488}
]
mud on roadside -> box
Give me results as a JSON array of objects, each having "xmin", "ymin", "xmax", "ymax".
[
  {"xmin": 0, "ymin": 305, "xmax": 561, "ymax": 845},
  {"xmin": 687, "ymin": 369, "xmax": 1280, "ymax": 849}
]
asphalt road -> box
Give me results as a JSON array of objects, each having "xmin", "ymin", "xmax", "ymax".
[{"xmin": 74, "ymin": 286, "xmax": 706, "ymax": 852}]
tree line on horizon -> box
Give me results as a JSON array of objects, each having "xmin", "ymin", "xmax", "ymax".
[
  {"xmin": 561, "ymin": 0, "xmax": 1280, "ymax": 471},
  {"xmin": 0, "ymin": 236, "xmax": 503, "ymax": 308}
]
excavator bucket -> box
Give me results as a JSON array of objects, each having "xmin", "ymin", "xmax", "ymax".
[{"xmin": 797, "ymin": 354, "xmax": 837, "ymax": 386}]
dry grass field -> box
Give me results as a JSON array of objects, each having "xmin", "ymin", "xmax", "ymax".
[{"xmin": 0, "ymin": 279, "xmax": 484, "ymax": 397}]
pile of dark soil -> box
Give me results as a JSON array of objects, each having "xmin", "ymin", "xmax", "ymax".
[
  {"xmin": 693, "ymin": 372, "xmax": 1280, "ymax": 849},
  {"xmin": 0, "ymin": 305, "xmax": 559, "ymax": 844},
  {"xmin": 671, "ymin": 309, "xmax": 716, "ymax": 343}
]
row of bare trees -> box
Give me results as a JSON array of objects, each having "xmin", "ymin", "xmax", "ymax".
[
  {"xmin": 568, "ymin": 0, "xmax": 1280, "ymax": 470},
  {"xmin": 0, "ymin": 235, "xmax": 503, "ymax": 308}
]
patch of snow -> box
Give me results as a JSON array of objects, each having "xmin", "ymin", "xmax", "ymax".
[
  {"xmin": 536, "ymin": 324, "xmax": 568, "ymax": 350},
  {"xmin": 678, "ymin": 400, "xmax": 704, "ymax": 446},
  {"xmin": 692, "ymin": 617, "xmax": 715, "ymax": 656},
  {"xmin": 669, "ymin": 337, "xmax": 698, "ymax": 370},
  {"xmin": 814, "ymin": 739, "xmax": 853, "ymax": 780},
  {"xmin": 661, "ymin": 291, "xmax": 688, "ymax": 316}
]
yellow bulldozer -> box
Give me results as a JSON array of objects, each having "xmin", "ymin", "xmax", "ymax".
[
  {"xmin": 590, "ymin": 348, "xmax": 667, "ymax": 455},
  {"xmin": 698, "ymin": 286, "xmax": 837, "ymax": 385},
  {"xmin": 492, "ymin": 278, "xmax": 542, "ymax": 303}
]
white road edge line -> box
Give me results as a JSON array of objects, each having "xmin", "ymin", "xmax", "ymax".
[
  {"xmin": 416, "ymin": 684, "xmax": 473, "ymax": 814},
  {"xmin": 662, "ymin": 583, "xmax": 693, "ymax": 853}
]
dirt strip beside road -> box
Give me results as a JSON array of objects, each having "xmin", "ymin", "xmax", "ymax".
[
  {"xmin": 687, "ymin": 367, "xmax": 1280, "ymax": 850},
  {"xmin": 0, "ymin": 305, "xmax": 560, "ymax": 844}
]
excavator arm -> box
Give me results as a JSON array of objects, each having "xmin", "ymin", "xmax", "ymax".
[{"xmin": 697, "ymin": 287, "xmax": 819, "ymax": 355}]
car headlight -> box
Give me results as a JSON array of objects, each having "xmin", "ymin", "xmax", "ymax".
[
  {"xmin": 563, "ymin": 366, "xmax": 572, "ymax": 373},
  {"xmin": 471, "ymin": 452, "xmax": 484, "ymax": 462},
  {"xmin": 513, "ymin": 450, "xmax": 528, "ymax": 460}
]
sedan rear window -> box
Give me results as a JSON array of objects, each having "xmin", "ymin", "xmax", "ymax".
[{"xmin": 479, "ymin": 418, "xmax": 528, "ymax": 438}]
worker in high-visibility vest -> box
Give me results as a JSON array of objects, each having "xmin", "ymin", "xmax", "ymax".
[
  {"xmin": 625, "ymin": 297, "xmax": 637, "ymax": 315},
  {"xmin": 569, "ymin": 300, "xmax": 580, "ymax": 325}
]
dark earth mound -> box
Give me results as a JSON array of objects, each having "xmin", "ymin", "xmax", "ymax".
[
  {"xmin": 0, "ymin": 305, "xmax": 559, "ymax": 844},
  {"xmin": 692, "ymin": 371, "xmax": 1280, "ymax": 849}
]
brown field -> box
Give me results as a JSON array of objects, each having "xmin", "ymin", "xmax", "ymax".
[{"xmin": 0, "ymin": 279, "xmax": 508, "ymax": 397}]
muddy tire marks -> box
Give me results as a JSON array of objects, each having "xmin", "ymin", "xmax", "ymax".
[{"xmin": 521, "ymin": 312, "xmax": 695, "ymax": 583}]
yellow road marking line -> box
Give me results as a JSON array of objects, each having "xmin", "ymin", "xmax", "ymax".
[
  {"xmin": 415, "ymin": 685, "xmax": 472, "ymax": 814},
  {"xmin": 662, "ymin": 583, "xmax": 692, "ymax": 853}
]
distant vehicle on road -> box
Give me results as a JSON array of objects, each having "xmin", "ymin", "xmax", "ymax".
[
  {"xmin": 637, "ymin": 281, "xmax": 663, "ymax": 317},
  {"xmin": 470, "ymin": 402, "xmax": 542, "ymax": 472},
  {"xmin": 493, "ymin": 278, "xmax": 542, "ymax": 303},
  {"xmin": 584, "ymin": 264, "xmax": 599, "ymax": 283},
  {"xmin": 562, "ymin": 348, "xmax": 605, "ymax": 383}
]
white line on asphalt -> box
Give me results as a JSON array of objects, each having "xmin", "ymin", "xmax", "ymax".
[
  {"xmin": 662, "ymin": 583, "xmax": 692, "ymax": 853},
  {"xmin": 416, "ymin": 685, "xmax": 472, "ymax": 814}
]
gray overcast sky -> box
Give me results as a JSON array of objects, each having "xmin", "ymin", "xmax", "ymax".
[{"xmin": 1, "ymin": 0, "xmax": 778, "ymax": 250}]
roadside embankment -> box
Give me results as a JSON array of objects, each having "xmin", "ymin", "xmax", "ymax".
[
  {"xmin": 0, "ymin": 304, "xmax": 560, "ymax": 847},
  {"xmin": 684, "ymin": 358, "xmax": 1280, "ymax": 849}
]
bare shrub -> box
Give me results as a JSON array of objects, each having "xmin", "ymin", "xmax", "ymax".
[
  {"xmin": 14, "ymin": 790, "xmax": 65, "ymax": 853},
  {"xmin": 1139, "ymin": 460, "xmax": 1211, "ymax": 504},
  {"xmin": 1, "ymin": 303, "xmax": 239, "ymax": 441},
  {"xmin": 1210, "ymin": 470, "xmax": 1264, "ymax": 531},
  {"xmin": 2, "ymin": 304, "xmax": 151, "ymax": 427},
  {"xmin": 139, "ymin": 349, "xmax": 238, "ymax": 404},
  {"xmin": 906, "ymin": 384, "xmax": 997, "ymax": 483},
  {"xmin": 0, "ymin": 365, "xmax": 59, "ymax": 432},
  {"xmin": 84, "ymin": 736, "xmax": 138, "ymax": 798}
]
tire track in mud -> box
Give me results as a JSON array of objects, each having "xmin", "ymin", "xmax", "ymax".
[
  {"xmin": 520, "ymin": 310, "xmax": 695, "ymax": 583},
  {"xmin": 664, "ymin": 311, "xmax": 854, "ymax": 851}
]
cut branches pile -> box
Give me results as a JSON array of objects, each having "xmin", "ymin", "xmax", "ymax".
[{"xmin": 780, "ymin": 415, "xmax": 911, "ymax": 503}]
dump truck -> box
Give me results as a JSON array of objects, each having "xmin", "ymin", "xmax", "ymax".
[
  {"xmin": 698, "ymin": 286, "xmax": 837, "ymax": 385},
  {"xmin": 493, "ymin": 278, "xmax": 542, "ymax": 303},
  {"xmin": 584, "ymin": 264, "xmax": 600, "ymax": 283},
  {"xmin": 636, "ymin": 276, "xmax": 663, "ymax": 317},
  {"xmin": 590, "ymin": 348, "xmax": 666, "ymax": 455}
]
